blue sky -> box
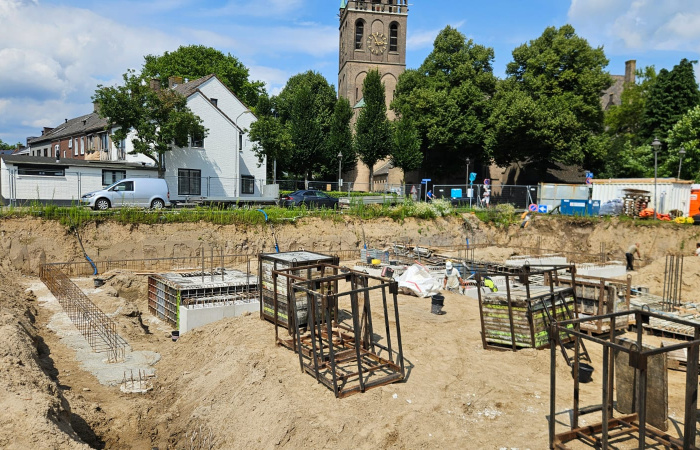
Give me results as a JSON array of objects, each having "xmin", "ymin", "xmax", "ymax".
[{"xmin": 1, "ymin": 0, "xmax": 700, "ymax": 145}]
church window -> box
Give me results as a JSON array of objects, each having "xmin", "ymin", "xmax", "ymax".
[
  {"xmin": 390, "ymin": 23, "xmax": 399, "ymax": 52},
  {"xmin": 355, "ymin": 20, "xmax": 364, "ymax": 49}
]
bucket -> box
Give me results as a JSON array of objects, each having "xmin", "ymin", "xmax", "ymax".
[
  {"xmin": 431, "ymin": 294, "xmax": 445, "ymax": 315},
  {"xmin": 171, "ymin": 331, "xmax": 180, "ymax": 342},
  {"xmin": 371, "ymin": 258, "xmax": 381, "ymax": 265},
  {"xmin": 574, "ymin": 363, "xmax": 594, "ymax": 383}
]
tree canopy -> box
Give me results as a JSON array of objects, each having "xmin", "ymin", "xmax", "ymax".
[
  {"xmin": 392, "ymin": 26, "xmax": 496, "ymax": 177},
  {"xmin": 0, "ymin": 139, "xmax": 18, "ymax": 151},
  {"xmin": 355, "ymin": 69, "xmax": 393, "ymax": 186},
  {"xmin": 666, "ymin": 105, "xmax": 700, "ymax": 181},
  {"xmin": 142, "ymin": 45, "xmax": 265, "ymax": 109},
  {"xmin": 488, "ymin": 25, "xmax": 612, "ymax": 170},
  {"xmin": 93, "ymin": 70, "xmax": 207, "ymax": 177},
  {"xmin": 248, "ymin": 71, "xmax": 350, "ymax": 181}
]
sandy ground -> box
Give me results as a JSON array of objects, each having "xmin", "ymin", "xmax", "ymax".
[{"xmin": 2, "ymin": 215, "xmax": 700, "ymax": 448}]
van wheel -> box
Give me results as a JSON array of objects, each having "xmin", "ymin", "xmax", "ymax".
[
  {"xmin": 151, "ymin": 199, "xmax": 165, "ymax": 209},
  {"xmin": 95, "ymin": 198, "xmax": 110, "ymax": 210}
]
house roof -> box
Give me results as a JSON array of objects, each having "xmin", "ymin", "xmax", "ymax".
[
  {"xmin": 1, "ymin": 155, "xmax": 156, "ymax": 171},
  {"xmin": 172, "ymin": 74, "xmax": 216, "ymax": 97},
  {"xmin": 28, "ymin": 112, "xmax": 108, "ymax": 145},
  {"xmin": 0, "ymin": 150, "xmax": 15, "ymax": 155}
]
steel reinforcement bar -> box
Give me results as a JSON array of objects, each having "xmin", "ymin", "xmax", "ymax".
[{"xmin": 40, "ymin": 265, "xmax": 126, "ymax": 362}]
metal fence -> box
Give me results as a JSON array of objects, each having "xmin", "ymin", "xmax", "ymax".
[
  {"xmin": 276, "ymin": 180, "xmax": 423, "ymax": 197},
  {"xmin": 433, "ymin": 184, "xmax": 538, "ymax": 209}
]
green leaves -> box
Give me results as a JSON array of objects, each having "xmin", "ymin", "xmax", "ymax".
[
  {"xmin": 92, "ymin": 70, "xmax": 207, "ymax": 177},
  {"xmin": 355, "ymin": 70, "xmax": 393, "ymax": 184}
]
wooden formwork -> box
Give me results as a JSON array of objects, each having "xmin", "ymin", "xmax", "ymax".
[{"xmin": 548, "ymin": 272, "xmax": 632, "ymax": 335}]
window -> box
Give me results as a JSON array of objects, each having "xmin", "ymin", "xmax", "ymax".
[
  {"xmin": 238, "ymin": 133, "xmax": 243, "ymax": 153},
  {"xmin": 68, "ymin": 138, "xmax": 72, "ymax": 148},
  {"xmin": 355, "ymin": 20, "xmax": 364, "ymax": 49},
  {"xmin": 241, "ymin": 175, "xmax": 255, "ymax": 195},
  {"xmin": 63, "ymin": 151, "xmax": 66, "ymax": 158},
  {"xmin": 109, "ymin": 180, "xmax": 134, "ymax": 192},
  {"xmin": 17, "ymin": 165, "xmax": 65, "ymax": 176},
  {"xmin": 80, "ymin": 137, "xmax": 85, "ymax": 155},
  {"xmin": 43, "ymin": 149, "xmax": 47, "ymax": 157},
  {"xmin": 210, "ymin": 98, "xmax": 218, "ymax": 107},
  {"xmin": 102, "ymin": 170, "xmax": 126, "ymax": 186},
  {"xmin": 191, "ymin": 131, "xmax": 204, "ymax": 148},
  {"xmin": 178, "ymin": 169, "xmax": 201, "ymax": 195},
  {"xmin": 390, "ymin": 23, "xmax": 399, "ymax": 52},
  {"xmin": 101, "ymin": 133, "xmax": 109, "ymax": 152}
]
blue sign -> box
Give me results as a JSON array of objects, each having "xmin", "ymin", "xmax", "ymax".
[
  {"xmin": 585, "ymin": 171, "xmax": 594, "ymax": 179},
  {"xmin": 585, "ymin": 177, "xmax": 593, "ymax": 185},
  {"xmin": 529, "ymin": 204, "xmax": 538, "ymax": 212},
  {"xmin": 538, "ymin": 205, "xmax": 549, "ymax": 213},
  {"xmin": 560, "ymin": 199, "xmax": 601, "ymax": 216},
  {"xmin": 451, "ymin": 188, "xmax": 463, "ymax": 198},
  {"xmin": 421, "ymin": 178, "xmax": 431, "ymax": 183},
  {"xmin": 469, "ymin": 172, "xmax": 477, "ymax": 182}
]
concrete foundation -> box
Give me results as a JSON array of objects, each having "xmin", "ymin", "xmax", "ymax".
[
  {"xmin": 576, "ymin": 262, "xmax": 626, "ymax": 278},
  {"xmin": 179, "ymin": 299, "xmax": 259, "ymax": 334}
]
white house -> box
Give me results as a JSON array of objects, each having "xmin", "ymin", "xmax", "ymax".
[
  {"xmin": 122, "ymin": 75, "xmax": 269, "ymax": 201},
  {"xmin": 0, "ymin": 154, "xmax": 158, "ymax": 206}
]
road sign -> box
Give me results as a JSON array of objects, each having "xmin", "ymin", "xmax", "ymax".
[
  {"xmin": 484, "ymin": 178, "xmax": 490, "ymax": 185},
  {"xmin": 410, "ymin": 185, "xmax": 417, "ymax": 194},
  {"xmin": 421, "ymin": 178, "xmax": 431, "ymax": 183},
  {"xmin": 538, "ymin": 205, "xmax": 549, "ymax": 213},
  {"xmin": 529, "ymin": 204, "xmax": 538, "ymax": 212},
  {"xmin": 585, "ymin": 177, "xmax": 593, "ymax": 185},
  {"xmin": 469, "ymin": 172, "xmax": 477, "ymax": 182},
  {"xmin": 585, "ymin": 171, "xmax": 594, "ymax": 179}
]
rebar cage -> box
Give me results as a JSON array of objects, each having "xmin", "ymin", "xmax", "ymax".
[
  {"xmin": 549, "ymin": 309, "xmax": 700, "ymax": 449},
  {"xmin": 272, "ymin": 263, "xmax": 405, "ymax": 398}
]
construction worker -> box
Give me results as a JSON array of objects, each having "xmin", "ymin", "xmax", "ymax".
[
  {"xmin": 443, "ymin": 260, "xmax": 464, "ymax": 293},
  {"xmin": 695, "ymin": 243, "xmax": 700, "ymax": 256},
  {"xmin": 625, "ymin": 243, "xmax": 641, "ymax": 271},
  {"xmin": 483, "ymin": 276, "xmax": 498, "ymax": 292}
]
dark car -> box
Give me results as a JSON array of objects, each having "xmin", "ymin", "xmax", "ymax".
[
  {"xmin": 450, "ymin": 197, "xmax": 475, "ymax": 207},
  {"xmin": 280, "ymin": 190, "xmax": 339, "ymax": 208}
]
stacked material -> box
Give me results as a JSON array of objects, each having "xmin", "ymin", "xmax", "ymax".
[
  {"xmin": 622, "ymin": 189, "xmax": 650, "ymax": 217},
  {"xmin": 480, "ymin": 285, "xmax": 574, "ymax": 349}
]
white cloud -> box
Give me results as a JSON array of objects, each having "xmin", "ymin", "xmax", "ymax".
[
  {"xmin": 203, "ymin": 0, "xmax": 304, "ymax": 19},
  {"xmin": 248, "ymin": 65, "xmax": 291, "ymax": 94},
  {"xmin": 568, "ymin": 0, "xmax": 700, "ymax": 53},
  {"xmin": 407, "ymin": 21, "xmax": 467, "ymax": 50}
]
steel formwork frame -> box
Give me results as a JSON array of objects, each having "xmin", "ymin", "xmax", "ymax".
[
  {"xmin": 549, "ymin": 309, "xmax": 700, "ymax": 449},
  {"xmin": 40, "ymin": 265, "xmax": 126, "ymax": 362},
  {"xmin": 272, "ymin": 264, "xmax": 405, "ymax": 398}
]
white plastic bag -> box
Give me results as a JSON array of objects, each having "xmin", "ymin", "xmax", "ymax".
[{"xmin": 396, "ymin": 263, "xmax": 441, "ymax": 298}]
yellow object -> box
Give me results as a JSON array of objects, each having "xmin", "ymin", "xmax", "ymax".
[{"xmin": 371, "ymin": 258, "xmax": 381, "ymax": 265}]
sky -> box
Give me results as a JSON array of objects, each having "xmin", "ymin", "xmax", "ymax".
[{"xmin": 1, "ymin": 0, "xmax": 700, "ymax": 145}]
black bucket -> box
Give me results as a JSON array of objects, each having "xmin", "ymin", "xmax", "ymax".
[
  {"xmin": 171, "ymin": 331, "xmax": 180, "ymax": 342},
  {"xmin": 431, "ymin": 294, "xmax": 445, "ymax": 315},
  {"xmin": 575, "ymin": 363, "xmax": 594, "ymax": 383}
]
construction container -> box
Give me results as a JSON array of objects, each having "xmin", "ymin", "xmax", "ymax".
[
  {"xmin": 538, "ymin": 183, "xmax": 590, "ymax": 211},
  {"xmin": 259, "ymin": 251, "xmax": 338, "ymax": 328},
  {"xmin": 592, "ymin": 178, "xmax": 692, "ymax": 215},
  {"xmin": 559, "ymin": 199, "xmax": 601, "ymax": 216},
  {"xmin": 690, "ymin": 188, "xmax": 700, "ymax": 216}
]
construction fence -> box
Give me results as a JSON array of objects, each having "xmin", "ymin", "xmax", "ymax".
[{"xmin": 432, "ymin": 184, "xmax": 538, "ymax": 210}]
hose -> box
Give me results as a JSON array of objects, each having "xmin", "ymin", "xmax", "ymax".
[
  {"xmin": 68, "ymin": 213, "xmax": 97, "ymax": 275},
  {"xmin": 257, "ymin": 209, "xmax": 279, "ymax": 253}
]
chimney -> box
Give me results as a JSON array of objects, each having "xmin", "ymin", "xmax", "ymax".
[
  {"xmin": 624, "ymin": 60, "xmax": 636, "ymax": 84},
  {"xmin": 65, "ymin": 119, "xmax": 68, "ymax": 123},
  {"xmin": 93, "ymin": 102, "xmax": 99, "ymax": 113},
  {"xmin": 41, "ymin": 127, "xmax": 53, "ymax": 136},
  {"xmin": 149, "ymin": 79, "xmax": 161, "ymax": 91},
  {"xmin": 168, "ymin": 76, "xmax": 183, "ymax": 88}
]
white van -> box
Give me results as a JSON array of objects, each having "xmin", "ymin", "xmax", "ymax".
[{"xmin": 81, "ymin": 178, "xmax": 170, "ymax": 210}]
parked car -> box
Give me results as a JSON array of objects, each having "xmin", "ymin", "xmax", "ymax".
[
  {"xmin": 81, "ymin": 178, "xmax": 170, "ymax": 210},
  {"xmin": 280, "ymin": 190, "xmax": 339, "ymax": 208},
  {"xmin": 450, "ymin": 197, "xmax": 474, "ymax": 207}
]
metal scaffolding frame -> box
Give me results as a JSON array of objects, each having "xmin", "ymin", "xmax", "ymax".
[
  {"xmin": 549, "ymin": 309, "xmax": 700, "ymax": 449},
  {"xmin": 272, "ymin": 263, "xmax": 405, "ymax": 398},
  {"xmin": 40, "ymin": 265, "xmax": 126, "ymax": 362}
]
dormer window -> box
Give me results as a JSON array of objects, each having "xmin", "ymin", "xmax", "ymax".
[{"xmin": 211, "ymin": 98, "xmax": 218, "ymax": 107}]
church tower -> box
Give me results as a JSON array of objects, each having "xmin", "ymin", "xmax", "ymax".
[{"xmin": 338, "ymin": 0, "xmax": 409, "ymax": 190}]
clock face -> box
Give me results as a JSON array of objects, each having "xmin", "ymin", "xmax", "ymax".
[{"xmin": 367, "ymin": 32, "xmax": 387, "ymax": 55}]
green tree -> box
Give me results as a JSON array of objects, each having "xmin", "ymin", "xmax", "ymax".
[
  {"xmin": 641, "ymin": 58, "xmax": 700, "ymax": 142},
  {"xmin": 392, "ymin": 26, "xmax": 496, "ymax": 177},
  {"xmin": 142, "ymin": 45, "xmax": 265, "ymax": 109},
  {"xmin": 93, "ymin": 70, "xmax": 207, "ymax": 177},
  {"xmin": 605, "ymin": 66, "xmax": 657, "ymax": 144},
  {"xmin": 0, "ymin": 139, "xmax": 19, "ymax": 151},
  {"xmin": 247, "ymin": 93, "xmax": 292, "ymax": 181},
  {"xmin": 488, "ymin": 25, "xmax": 612, "ymax": 171},
  {"xmin": 390, "ymin": 116, "xmax": 422, "ymax": 183},
  {"xmin": 355, "ymin": 69, "xmax": 393, "ymax": 186},
  {"xmin": 249, "ymin": 71, "xmax": 337, "ymax": 182},
  {"xmin": 326, "ymin": 96, "xmax": 357, "ymax": 180},
  {"xmin": 667, "ymin": 105, "xmax": 700, "ymax": 181}
]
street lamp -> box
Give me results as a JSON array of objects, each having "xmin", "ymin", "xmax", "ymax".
[
  {"xmin": 678, "ymin": 146, "xmax": 686, "ymax": 179},
  {"xmin": 652, "ymin": 137, "xmax": 662, "ymax": 220},
  {"xmin": 337, "ymin": 151, "xmax": 343, "ymax": 191},
  {"xmin": 466, "ymin": 157, "xmax": 471, "ymax": 208}
]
